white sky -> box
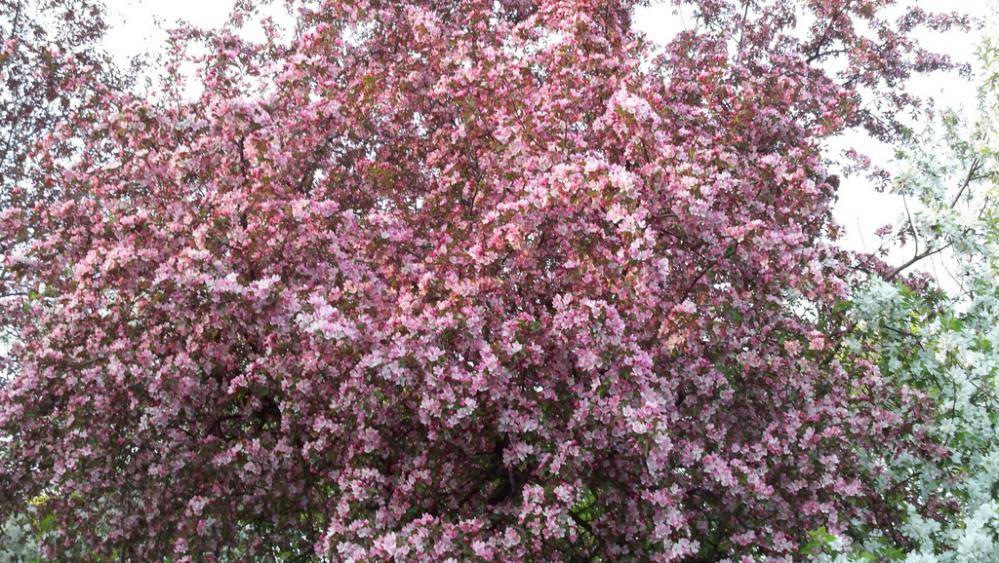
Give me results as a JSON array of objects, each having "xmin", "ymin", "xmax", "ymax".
[
  {"xmin": 103, "ymin": 0, "xmax": 992, "ymax": 269},
  {"xmin": 104, "ymin": 0, "xmax": 234, "ymax": 56}
]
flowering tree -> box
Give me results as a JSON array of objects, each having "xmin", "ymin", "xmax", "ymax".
[
  {"xmin": 0, "ymin": 0, "xmax": 967, "ymax": 559},
  {"xmin": 818, "ymin": 35, "xmax": 999, "ymax": 561},
  {"xmin": 0, "ymin": 0, "xmax": 121, "ymax": 389},
  {"xmin": 0, "ymin": 0, "xmax": 124, "ymax": 198},
  {"xmin": 1, "ymin": 0, "xmax": 117, "ymax": 556}
]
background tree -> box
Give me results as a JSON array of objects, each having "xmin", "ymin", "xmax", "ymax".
[
  {"xmin": 816, "ymin": 31, "xmax": 999, "ymax": 562},
  {"xmin": 0, "ymin": 0, "xmax": 968, "ymax": 559},
  {"xmin": 1, "ymin": 0, "xmax": 119, "ymax": 557},
  {"xmin": 0, "ymin": 0, "xmax": 103, "ymax": 177},
  {"xmin": 0, "ymin": 0, "xmax": 126, "ymax": 204},
  {"xmin": 1, "ymin": 0, "xmax": 126, "ymax": 384}
]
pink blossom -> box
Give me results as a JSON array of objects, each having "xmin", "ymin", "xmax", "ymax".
[{"xmin": 0, "ymin": 0, "xmax": 959, "ymax": 559}]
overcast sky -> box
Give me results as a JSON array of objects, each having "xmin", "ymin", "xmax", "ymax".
[{"xmin": 102, "ymin": 0, "xmax": 994, "ymax": 271}]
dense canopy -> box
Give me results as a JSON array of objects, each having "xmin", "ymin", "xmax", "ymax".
[{"xmin": 0, "ymin": 0, "xmax": 983, "ymax": 560}]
